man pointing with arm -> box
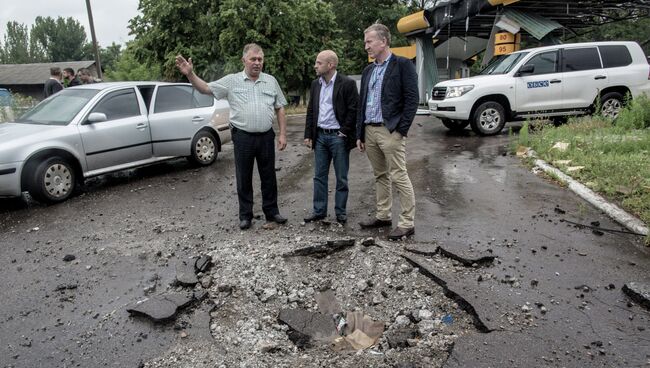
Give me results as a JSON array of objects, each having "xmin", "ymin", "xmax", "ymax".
[{"xmin": 176, "ymin": 43, "xmax": 288, "ymax": 230}]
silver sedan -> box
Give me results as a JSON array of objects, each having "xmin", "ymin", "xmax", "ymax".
[{"xmin": 0, "ymin": 82, "xmax": 231, "ymax": 203}]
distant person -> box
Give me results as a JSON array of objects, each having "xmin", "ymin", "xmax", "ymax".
[
  {"xmin": 63, "ymin": 68, "xmax": 81, "ymax": 87},
  {"xmin": 43, "ymin": 67, "xmax": 63, "ymax": 98},
  {"xmin": 78, "ymin": 68, "xmax": 96, "ymax": 84},
  {"xmin": 303, "ymin": 50, "xmax": 358, "ymax": 224},
  {"xmin": 356, "ymin": 23, "xmax": 418, "ymax": 240},
  {"xmin": 175, "ymin": 43, "xmax": 288, "ymax": 230}
]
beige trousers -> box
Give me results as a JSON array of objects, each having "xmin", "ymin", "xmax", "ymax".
[{"xmin": 364, "ymin": 125, "xmax": 415, "ymax": 228}]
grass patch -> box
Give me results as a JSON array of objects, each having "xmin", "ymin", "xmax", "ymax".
[{"xmin": 515, "ymin": 101, "xmax": 650, "ymax": 226}]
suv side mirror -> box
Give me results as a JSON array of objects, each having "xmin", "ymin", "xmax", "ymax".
[
  {"xmin": 517, "ymin": 64, "xmax": 535, "ymax": 76},
  {"xmin": 86, "ymin": 112, "xmax": 107, "ymax": 124}
]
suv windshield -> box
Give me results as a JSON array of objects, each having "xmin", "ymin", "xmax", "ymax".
[
  {"xmin": 480, "ymin": 52, "xmax": 528, "ymax": 75},
  {"xmin": 16, "ymin": 89, "xmax": 99, "ymax": 126}
]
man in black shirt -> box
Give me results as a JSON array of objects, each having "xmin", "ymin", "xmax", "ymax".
[
  {"xmin": 63, "ymin": 68, "xmax": 81, "ymax": 87},
  {"xmin": 43, "ymin": 67, "xmax": 63, "ymax": 98}
]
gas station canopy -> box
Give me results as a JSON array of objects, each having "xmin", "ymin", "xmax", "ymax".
[{"xmin": 398, "ymin": 0, "xmax": 650, "ymax": 41}]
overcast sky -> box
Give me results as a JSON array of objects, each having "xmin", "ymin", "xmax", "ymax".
[{"xmin": 0, "ymin": 0, "xmax": 140, "ymax": 47}]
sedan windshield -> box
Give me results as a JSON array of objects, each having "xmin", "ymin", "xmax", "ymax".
[
  {"xmin": 480, "ymin": 52, "xmax": 529, "ymax": 75},
  {"xmin": 16, "ymin": 89, "xmax": 99, "ymax": 126}
]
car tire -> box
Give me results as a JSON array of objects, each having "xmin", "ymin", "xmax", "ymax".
[
  {"xmin": 599, "ymin": 92, "xmax": 624, "ymax": 119},
  {"xmin": 28, "ymin": 156, "xmax": 76, "ymax": 204},
  {"xmin": 189, "ymin": 130, "xmax": 218, "ymax": 166},
  {"xmin": 441, "ymin": 118, "xmax": 470, "ymax": 131},
  {"xmin": 470, "ymin": 101, "xmax": 506, "ymax": 136}
]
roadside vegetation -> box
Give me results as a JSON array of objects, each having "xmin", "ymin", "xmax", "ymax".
[
  {"xmin": 0, "ymin": 93, "xmax": 36, "ymax": 123},
  {"xmin": 515, "ymin": 95, "xmax": 650, "ymax": 228}
]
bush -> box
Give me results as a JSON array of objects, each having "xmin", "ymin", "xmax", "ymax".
[
  {"xmin": 0, "ymin": 93, "xmax": 36, "ymax": 123},
  {"xmin": 616, "ymin": 94, "xmax": 650, "ymax": 130}
]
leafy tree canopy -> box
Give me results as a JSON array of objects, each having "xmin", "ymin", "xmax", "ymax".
[
  {"xmin": 30, "ymin": 16, "xmax": 87, "ymax": 62},
  {"xmin": 128, "ymin": 0, "xmax": 223, "ymax": 80},
  {"xmin": 1, "ymin": 21, "xmax": 31, "ymax": 63},
  {"xmin": 217, "ymin": 0, "xmax": 342, "ymax": 93},
  {"xmin": 104, "ymin": 42, "xmax": 160, "ymax": 81}
]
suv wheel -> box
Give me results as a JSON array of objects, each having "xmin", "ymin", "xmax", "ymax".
[
  {"xmin": 189, "ymin": 130, "xmax": 218, "ymax": 166},
  {"xmin": 600, "ymin": 92, "xmax": 624, "ymax": 119},
  {"xmin": 441, "ymin": 119, "xmax": 470, "ymax": 132},
  {"xmin": 28, "ymin": 156, "xmax": 76, "ymax": 203},
  {"xmin": 471, "ymin": 101, "xmax": 506, "ymax": 136}
]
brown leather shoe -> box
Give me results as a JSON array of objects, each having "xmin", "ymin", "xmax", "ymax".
[
  {"xmin": 358, "ymin": 218, "xmax": 392, "ymax": 229},
  {"xmin": 388, "ymin": 227, "xmax": 414, "ymax": 240}
]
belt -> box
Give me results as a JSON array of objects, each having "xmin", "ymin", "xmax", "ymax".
[
  {"xmin": 365, "ymin": 121, "xmax": 383, "ymax": 127},
  {"xmin": 230, "ymin": 124, "xmax": 271, "ymax": 136},
  {"xmin": 318, "ymin": 127, "xmax": 339, "ymax": 134}
]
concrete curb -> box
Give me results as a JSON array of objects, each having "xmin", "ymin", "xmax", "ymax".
[{"xmin": 530, "ymin": 153, "xmax": 648, "ymax": 237}]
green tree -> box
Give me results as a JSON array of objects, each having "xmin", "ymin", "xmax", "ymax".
[
  {"xmin": 325, "ymin": 0, "xmax": 415, "ymax": 73},
  {"xmin": 83, "ymin": 42, "xmax": 123, "ymax": 71},
  {"xmin": 1, "ymin": 21, "xmax": 32, "ymax": 63},
  {"xmin": 217, "ymin": 0, "xmax": 342, "ymax": 95},
  {"xmin": 103, "ymin": 44, "xmax": 160, "ymax": 81},
  {"xmin": 128, "ymin": 0, "xmax": 223, "ymax": 80},
  {"xmin": 572, "ymin": 17, "xmax": 650, "ymax": 54},
  {"xmin": 30, "ymin": 16, "xmax": 87, "ymax": 62}
]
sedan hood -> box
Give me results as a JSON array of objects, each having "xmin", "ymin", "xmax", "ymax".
[
  {"xmin": 0, "ymin": 122, "xmax": 58, "ymax": 142},
  {"xmin": 0, "ymin": 123, "xmax": 72, "ymax": 158}
]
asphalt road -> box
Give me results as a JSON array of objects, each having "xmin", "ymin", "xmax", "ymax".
[{"xmin": 1, "ymin": 115, "xmax": 648, "ymax": 367}]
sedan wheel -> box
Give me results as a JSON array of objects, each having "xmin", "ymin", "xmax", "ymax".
[
  {"xmin": 28, "ymin": 157, "xmax": 76, "ymax": 203},
  {"xmin": 190, "ymin": 131, "xmax": 218, "ymax": 166}
]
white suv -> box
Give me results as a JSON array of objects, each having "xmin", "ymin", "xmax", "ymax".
[{"xmin": 428, "ymin": 41, "xmax": 650, "ymax": 135}]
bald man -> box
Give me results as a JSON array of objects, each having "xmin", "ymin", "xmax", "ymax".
[{"xmin": 304, "ymin": 50, "xmax": 359, "ymax": 224}]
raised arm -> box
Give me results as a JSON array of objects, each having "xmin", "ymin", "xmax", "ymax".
[{"xmin": 175, "ymin": 55, "xmax": 212, "ymax": 95}]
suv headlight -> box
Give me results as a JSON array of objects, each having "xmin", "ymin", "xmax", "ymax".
[{"xmin": 446, "ymin": 85, "xmax": 474, "ymax": 98}]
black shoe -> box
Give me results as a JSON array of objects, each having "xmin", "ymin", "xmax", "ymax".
[
  {"xmin": 359, "ymin": 218, "xmax": 392, "ymax": 229},
  {"xmin": 388, "ymin": 227, "xmax": 415, "ymax": 240},
  {"xmin": 336, "ymin": 215, "xmax": 347, "ymax": 224},
  {"xmin": 239, "ymin": 219, "xmax": 252, "ymax": 230},
  {"xmin": 267, "ymin": 214, "xmax": 288, "ymax": 224},
  {"xmin": 304, "ymin": 213, "xmax": 326, "ymax": 223}
]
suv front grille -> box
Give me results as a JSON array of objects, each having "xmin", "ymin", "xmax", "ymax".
[{"xmin": 431, "ymin": 87, "xmax": 447, "ymax": 100}]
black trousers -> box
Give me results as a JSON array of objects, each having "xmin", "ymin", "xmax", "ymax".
[{"xmin": 231, "ymin": 126, "xmax": 279, "ymax": 221}]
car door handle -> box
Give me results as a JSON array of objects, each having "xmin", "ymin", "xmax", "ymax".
[
  {"xmin": 192, "ymin": 116, "xmax": 205, "ymax": 122},
  {"xmin": 136, "ymin": 123, "xmax": 147, "ymax": 129},
  {"xmin": 550, "ymin": 79, "xmax": 562, "ymax": 84},
  {"xmin": 594, "ymin": 75, "xmax": 607, "ymax": 80}
]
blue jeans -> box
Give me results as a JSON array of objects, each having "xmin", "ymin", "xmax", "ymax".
[{"xmin": 313, "ymin": 131, "xmax": 349, "ymax": 217}]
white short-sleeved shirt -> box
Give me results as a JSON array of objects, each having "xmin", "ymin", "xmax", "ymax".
[{"xmin": 208, "ymin": 71, "xmax": 287, "ymax": 133}]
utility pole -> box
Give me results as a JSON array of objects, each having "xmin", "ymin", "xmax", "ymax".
[{"xmin": 85, "ymin": 0, "xmax": 103, "ymax": 80}]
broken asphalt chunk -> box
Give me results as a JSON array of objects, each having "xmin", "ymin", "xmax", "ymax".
[
  {"xmin": 437, "ymin": 245, "xmax": 495, "ymax": 267},
  {"xmin": 622, "ymin": 282, "xmax": 650, "ymax": 310},
  {"xmin": 175, "ymin": 259, "xmax": 199, "ymax": 286},
  {"xmin": 126, "ymin": 292, "xmax": 196, "ymax": 322},
  {"xmin": 54, "ymin": 283, "xmax": 78, "ymax": 291},
  {"xmin": 404, "ymin": 241, "xmax": 495, "ymax": 267},
  {"xmin": 282, "ymin": 239, "xmax": 355, "ymax": 258},
  {"xmin": 63, "ymin": 254, "xmax": 76, "ymax": 262},
  {"xmin": 277, "ymin": 309, "xmax": 338, "ymax": 345},
  {"xmin": 194, "ymin": 255, "xmax": 212, "ymax": 273},
  {"xmin": 402, "ymin": 253, "xmax": 492, "ymax": 332},
  {"xmin": 404, "ymin": 243, "xmax": 439, "ymax": 256}
]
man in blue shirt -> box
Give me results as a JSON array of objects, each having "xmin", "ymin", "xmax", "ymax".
[
  {"xmin": 304, "ymin": 50, "xmax": 358, "ymax": 224},
  {"xmin": 356, "ymin": 23, "xmax": 419, "ymax": 240}
]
